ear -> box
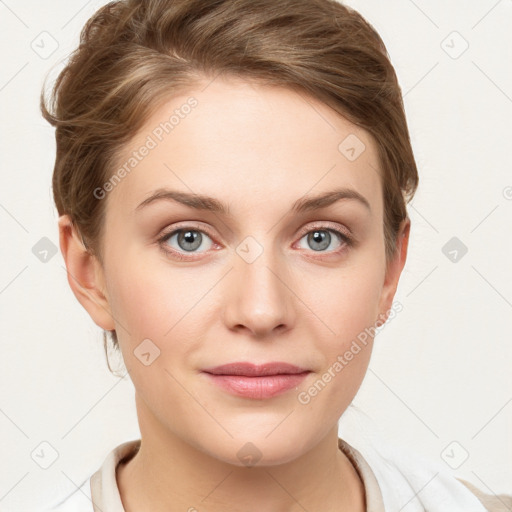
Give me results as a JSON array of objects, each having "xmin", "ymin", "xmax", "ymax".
[
  {"xmin": 58, "ymin": 214, "xmax": 115, "ymax": 331},
  {"xmin": 377, "ymin": 217, "xmax": 410, "ymax": 322}
]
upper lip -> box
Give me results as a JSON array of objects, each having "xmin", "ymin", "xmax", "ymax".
[{"xmin": 202, "ymin": 362, "xmax": 310, "ymax": 377}]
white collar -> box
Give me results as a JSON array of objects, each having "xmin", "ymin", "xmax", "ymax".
[
  {"xmin": 87, "ymin": 437, "xmax": 386, "ymax": 511},
  {"xmin": 53, "ymin": 435, "xmax": 489, "ymax": 511}
]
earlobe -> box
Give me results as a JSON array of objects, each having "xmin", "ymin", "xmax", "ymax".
[
  {"xmin": 58, "ymin": 215, "xmax": 116, "ymax": 331},
  {"xmin": 377, "ymin": 217, "xmax": 411, "ymax": 322}
]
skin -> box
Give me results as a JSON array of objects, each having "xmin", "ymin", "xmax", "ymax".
[{"xmin": 59, "ymin": 75, "xmax": 410, "ymax": 512}]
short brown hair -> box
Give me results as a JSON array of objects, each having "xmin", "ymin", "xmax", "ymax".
[{"xmin": 41, "ymin": 0, "xmax": 419, "ymax": 363}]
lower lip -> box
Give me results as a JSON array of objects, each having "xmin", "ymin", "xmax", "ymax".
[{"xmin": 203, "ymin": 372, "xmax": 310, "ymax": 399}]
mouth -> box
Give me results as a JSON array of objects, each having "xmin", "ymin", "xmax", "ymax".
[{"xmin": 201, "ymin": 362, "xmax": 311, "ymax": 399}]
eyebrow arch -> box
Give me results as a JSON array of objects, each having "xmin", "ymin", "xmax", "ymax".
[
  {"xmin": 135, "ymin": 187, "xmax": 371, "ymax": 214},
  {"xmin": 292, "ymin": 188, "xmax": 371, "ymax": 213}
]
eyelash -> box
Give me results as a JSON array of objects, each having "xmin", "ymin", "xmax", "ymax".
[{"xmin": 156, "ymin": 221, "xmax": 353, "ymax": 261}]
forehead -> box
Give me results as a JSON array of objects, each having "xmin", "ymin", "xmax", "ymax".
[{"xmin": 106, "ymin": 76, "xmax": 383, "ymax": 219}]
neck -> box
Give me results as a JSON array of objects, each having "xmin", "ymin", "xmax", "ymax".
[{"xmin": 117, "ymin": 395, "xmax": 366, "ymax": 512}]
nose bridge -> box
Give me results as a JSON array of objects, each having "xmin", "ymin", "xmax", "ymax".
[{"xmin": 225, "ymin": 234, "xmax": 293, "ymax": 336}]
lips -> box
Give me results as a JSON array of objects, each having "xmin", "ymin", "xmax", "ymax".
[
  {"xmin": 202, "ymin": 362, "xmax": 309, "ymax": 377},
  {"xmin": 202, "ymin": 362, "xmax": 311, "ymax": 399}
]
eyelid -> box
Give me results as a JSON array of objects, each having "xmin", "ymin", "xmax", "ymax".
[
  {"xmin": 295, "ymin": 220, "xmax": 352, "ymax": 240},
  {"xmin": 158, "ymin": 221, "xmax": 217, "ymax": 241}
]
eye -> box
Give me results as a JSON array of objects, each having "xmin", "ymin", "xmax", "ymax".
[
  {"xmin": 295, "ymin": 224, "xmax": 353, "ymax": 255},
  {"xmin": 158, "ymin": 224, "xmax": 216, "ymax": 259}
]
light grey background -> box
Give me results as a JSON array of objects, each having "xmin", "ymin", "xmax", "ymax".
[{"xmin": 1, "ymin": 0, "xmax": 511, "ymax": 509}]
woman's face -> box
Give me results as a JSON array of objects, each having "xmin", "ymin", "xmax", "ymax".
[{"xmin": 75, "ymin": 76, "xmax": 408, "ymax": 465}]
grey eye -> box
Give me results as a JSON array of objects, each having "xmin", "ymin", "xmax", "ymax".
[{"xmin": 164, "ymin": 229, "xmax": 213, "ymax": 253}]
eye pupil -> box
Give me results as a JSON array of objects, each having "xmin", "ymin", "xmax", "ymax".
[{"xmin": 308, "ymin": 230, "xmax": 331, "ymax": 251}]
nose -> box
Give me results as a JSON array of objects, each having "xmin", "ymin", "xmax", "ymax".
[{"xmin": 222, "ymin": 247, "xmax": 295, "ymax": 338}]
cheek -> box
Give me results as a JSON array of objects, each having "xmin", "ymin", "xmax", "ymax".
[
  {"xmin": 303, "ymin": 256, "xmax": 385, "ymax": 398},
  {"xmin": 105, "ymin": 254, "xmax": 216, "ymax": 355},
  {"xmin": 300, "ymin": 271, "xmax": 382, "ymax": 423},
  {"xmin": 308, "ymin": 259, "xmax": 384, "ymax": 345},
  {"xmin": 104, "ymin": 253, "xmax": 180, "ymax": 344}
]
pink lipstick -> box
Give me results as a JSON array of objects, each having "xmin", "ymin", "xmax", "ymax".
[{"xmin": 202, "ymin": 362, "xmax": 310, "ymax": 400}]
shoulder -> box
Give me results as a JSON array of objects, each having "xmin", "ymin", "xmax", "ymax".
[{"xmin": 457, "ymin": 478, "xmax": 512, "ymax": 512}]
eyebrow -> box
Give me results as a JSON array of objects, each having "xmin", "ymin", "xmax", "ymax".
[{"xmin": 135, "ymin": 187, "xmax": 371, "ymax": 214}]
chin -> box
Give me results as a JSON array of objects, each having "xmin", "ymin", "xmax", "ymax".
[{"xmin": 198, "ymin": 432, "xmax": 312, "ymax": 468}]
